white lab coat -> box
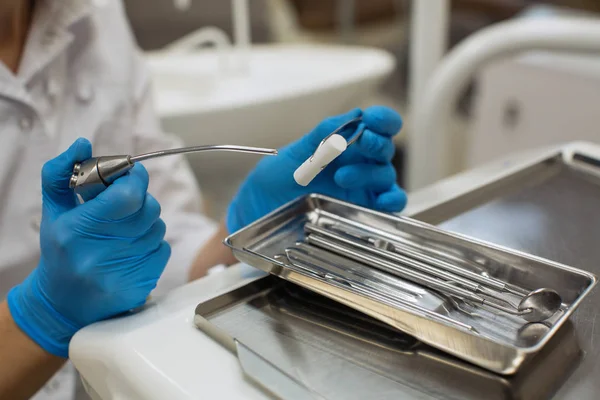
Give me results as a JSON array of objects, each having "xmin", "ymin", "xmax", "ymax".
[{"xmin": 0, "ymin": 0, "xmax": 217, "ymax": 398}]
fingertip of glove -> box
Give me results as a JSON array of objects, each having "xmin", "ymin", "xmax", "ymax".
[
  {"xmin": 356, "ymin": 130, "xmax": 395, "ymax": 161},
  {"xmin": 363, "ymin": 106, "xmax": 403, "ymax": 137},
  {"xmin": 143, "ymin": 241, "xmax": 172, "ymax": 280},
  {"xmin": 43, "ymin": 139, "xmax": 92, "ymax": 178},
  {"xmin": 158, "ymin": 240, "xmax": 172, "ymax": 261},
  {"xmin": 73, "ymin": 137, "xmax": 92, "ymax": 148},
  {"xmin": 111, "ymin": 183, "xmax": 147, "ymax": 214},
  {"xmin": 91, "ymin": 172, "xmax": 148, "ymax": 219},
  {"xmin": 375, "ymin": 186, "xmax": 407, "ymax": 212},
  {"xmin": 70, "ymin": 138, "xmax": 93, "ymax": 161},
  {"xmin": 145, "ymin": 192, "xmax": 162, "ymax": 219}
]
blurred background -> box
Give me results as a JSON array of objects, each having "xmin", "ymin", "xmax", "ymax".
[{"xmin": 121, "ymin": 0, "xmax": 600, "ymax": 219}]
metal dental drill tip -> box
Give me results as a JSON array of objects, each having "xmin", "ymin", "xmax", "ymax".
[{"xmin": 69, "ymin": 145, "xmax": 278, "ymax": 202}]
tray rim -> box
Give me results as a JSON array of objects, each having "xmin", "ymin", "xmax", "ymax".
[
  {"xmin": 405, "ymin": 141, "xmax": 600, "ymax": 219},
  {"xmin": 224, "ymin": 193, "xmax": 598, "ymax": 358},
  {"xmin": 192, "ymin": 274, "xmax": 583, "ymax": 398}
]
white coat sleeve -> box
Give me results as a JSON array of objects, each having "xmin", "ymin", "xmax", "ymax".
[{"xmin": 130, "ymin": 54, "xmax": 218, "ymax": 296}]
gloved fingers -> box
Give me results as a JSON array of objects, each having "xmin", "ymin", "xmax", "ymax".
[
  {"xmin": 130, "ymin": 218, "xmax": 167, "ymax": 249},
  {"xmin": 285, "ymin": 108, "xmax": 362, "ymax": 162},
  {"xmin": 74, "ymin": 192, "xmax": 162, "ymax": 238},
  {"xmin": 82, "ymin": 164, "xmax": 150, "ymax": 221},
  {"xmin": 339, "ymin": 106, "xmax": 401, "ymax": 164},
  {"xmin": 362, "ymin": 106, "xmax": 403, "ymax": 138},
  {"xmin": 334, "ymin": 163, "xmax": 397, "ymax": 192},
  {"xmin": 374, "ymin": 184, "xmax": 407, "ymax": 212},
  {"xmin": 42, "ymin": 138, "xmax": 92, "ymax": 216},
  {"xmin": 96, "ymin": 235, "xmax": 170, "ymax": 298},
  {"xmin": 352, "ymin": 128, "xmax": 396, "ymax": 162},
  {"xmin": 106, "ymin": 220, "xmax": 167, "ymax": 271},
  {"xmin": 124, "ymin": 192, "xmax": 162, "ymax": 235},
  {"xmin": 143, "ymin": 240, "xmax": 171, "ymax": 279},
  {"xmin": 121, "ymin": 240, "xmax": 171, "ymax": 282}
]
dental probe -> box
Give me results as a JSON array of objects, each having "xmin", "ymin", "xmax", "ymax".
[{"xmin": 69, "ymin": 145, "xmax": 278, "ymax": 201}]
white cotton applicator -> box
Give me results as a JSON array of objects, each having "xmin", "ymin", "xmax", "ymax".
[{"xmin": 293, "ymin": 134, "xmax": 347, "ymax": 186}]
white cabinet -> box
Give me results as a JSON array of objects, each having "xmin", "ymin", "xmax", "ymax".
[{"xmin": 467, "ymin": 51, "xmax": 600, "ymax": 168}]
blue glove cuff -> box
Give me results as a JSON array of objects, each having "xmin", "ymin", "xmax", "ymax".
[{"xmin": 7, "ymin": 273, "xmax": 80, "ymax": 358}]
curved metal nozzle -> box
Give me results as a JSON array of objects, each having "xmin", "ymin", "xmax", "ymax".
[
  {"xmin": 69, "ymin": 144, "xmax": 277, "ymax": 202},
  {"xmin": 129, "ymin": 145, "xmax": 278, "ymax": 163}
]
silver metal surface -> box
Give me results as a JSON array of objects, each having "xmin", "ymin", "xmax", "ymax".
[
  {"xmin": 235, "ymin": 340, "xmax": 324, "ymax": 400},
  {"xmin": 69, "ymin": 159, "xmax": 104, "ymax": 201},
  {"xmin": 279, "ymin": 247, "xmax": 477, "ymax": 332},
  {"xmin": 309, "ymin": 117, "xmax": 364, "ymax": 164},
  {"xmin": 304, "ymin": 223, "xmax": 561, "ymax": 322},
  {"xmin": 194, "ymin": 277, "xmax": 582, "ymax": 400},
  {"xmin": 129, "ymin": 145, "xmax": 278, "ymax": 162},
  {"xmin": 304, "ymin": 223, "xmax": 481, "ymax": 293},
  {"xmin": 304, "ymin": 232, "xmax": 536, "ymax": 320},
  {"xmin": 197, "ymin": 147, "xmax": 600, "ymax": 398},
  {"xmin": 223, "ymin": 193, "xmax": 595, "ymax": 374},
  {"xmin": 312, "ymin": 209, "xmax": 497, "ymax": 277},
  {"xmin": 517, "ymin": 288, "xmax": 563, "ymax": 322},
  {"xmin": 428, "ymin": 156, "xmax": 600, "ymax": 399},
  {"xmin": 290, "ymin": 241, "xmax": 445, "ymax": 303},
  {"xmin": 69, "ymin": 145, "xmax": 277, "ymax": 201},
  {"xmin": 312, "ymin": 220, "xmax": 528, "ymax": 296}
]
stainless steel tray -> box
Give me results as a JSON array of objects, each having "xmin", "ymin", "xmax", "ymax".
[
  {"xmin": 223, "ymin": 194, "xmax": 596, "ymax": 374},
  {"xmin": 194, "ymin": 276, "xmax": 582, "ymax": 400}
]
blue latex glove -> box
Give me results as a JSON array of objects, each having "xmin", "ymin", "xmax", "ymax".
[
  {"xmin": 7, "ymin": 139, "xmax": 171, "ymax": 357},
  {"xmin": 227, "ymin": 106, "xmax": 405, "ymax": 233}
]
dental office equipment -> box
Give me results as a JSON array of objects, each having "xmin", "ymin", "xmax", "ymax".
[
  {"xmin": 277, "ymin": 247, "xmax": 479, "ymax": 333},
  {"xmin": 71, "ymin": 143, "xmax": 600, "ymax": 399},
  {"xmin": 293, "ymin": 117, "xmax": 365, "ymax": 186},
  {"xmin": 409, "ymin": 16, "xmax": 600, "ymax": 190},
  {"xmin": 69, "ymin": 145, "xmax": 277, "ymax": 201},
  {"xmin": 303, "ymin": 223, "xmax": 563, "ymax": 322},
  {"xmin": 221, "ymin": 192, "xmax": 596, "ymax": 375}
]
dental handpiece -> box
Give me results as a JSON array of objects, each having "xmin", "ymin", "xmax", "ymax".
[{"xmin": 69, "ymin": 145, "xmax": 278, "ymax": 201}]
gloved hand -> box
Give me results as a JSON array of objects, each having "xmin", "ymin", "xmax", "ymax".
[
  {"xmin": 227, "ymin": 106, "xmax": 405, "ymax": 233},
  {"xmin": 7, "ymin": 139, "xmax": 171, "ymax": 357}
]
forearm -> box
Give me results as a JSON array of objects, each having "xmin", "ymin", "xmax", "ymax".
[
  {"xmin": 0, "ymin": 301, "xmax": 66, "ymax": 400},
  {"xmin": 188, "ymin": 220, "xmax": 238, "ymax": 280}
]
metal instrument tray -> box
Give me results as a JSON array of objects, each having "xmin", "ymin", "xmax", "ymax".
[
  {"xmin": 223, "ymin": 194, "xmax": 596, "ymax": 375},
  {"xmin": 194, "ymin": 276, "xmax": 582, "ymax": 400}
]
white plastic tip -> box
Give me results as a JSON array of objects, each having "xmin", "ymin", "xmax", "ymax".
[{"xmin": 294, "ymin": 134, "xmax": 347, "ymax": 186}]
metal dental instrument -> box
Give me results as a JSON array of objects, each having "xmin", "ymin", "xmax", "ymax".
[
  {"xmin": 313, "ymin": 210, "xmax": 492, "ymax": 276},
  {"xmin": 278, "ymin": 249, "xmax": 479, "ymax": 334},
  {"xmin": 305, "ymin": 223, "xmax": 528, "ymax": 297},
  {"xmin": 294, "ymin": 117, "xmax": 365, "ymax": 186},
  {"xmin": 312, "ymin": 223, "xmax": 563, "ymax": 322},
  {"xmin": 305, "ymin": 224, "xmax": 508, "ymax": 299},
  {"xmin": 315, "ymin": 117, "xmax": 365, "ymax": 149},
  {"xmin": 305, "ymin": 224, "xmax": 563, "ymax": 322},
  {"xmin": 305, "ymin": 233, "xmax": 562, "ymax": 322},
  {"xmin": 291, "ymin": 241, "xmax": 439, "ymax": 300},
  {"xmin": 291, "ymin": 241, "xmax": 489, "ymax": 320},
  {"xmin": 69, "ymin": 145, "xmax": 278, "ymax": 201}
]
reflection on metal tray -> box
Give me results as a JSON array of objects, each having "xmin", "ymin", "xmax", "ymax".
[
  {"xmin": 196, "ymin": 147, "xmax": 600, "ymax": 399},
  {"xmin": 222, "ymin": 193, "xmax": 595, "ymax": 374},
  {"xmin": 419, "ymin": 151, "xmax": 600, "ymax": 399},
  {"xmin": 194, "ymin": 277, "xmax": 582, "ymax": 400}
]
